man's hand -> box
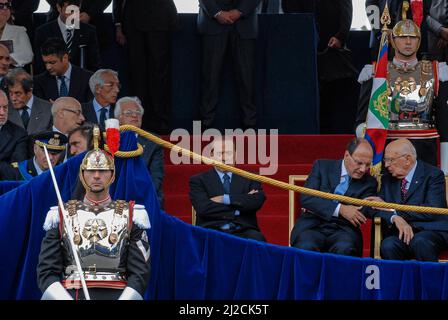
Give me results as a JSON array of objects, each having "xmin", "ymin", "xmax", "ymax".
[
  {"xmin": 228, "ymin": 9, "xmax": 242, "ymax": 22},
  {"xmin": 364, "ymin": 196, "xmax": 395, "ymax": 211},
  {"xmin": 210, "ymin": 195, "xmax": 224, "ymax": 203},
  {"xmin": 116, "ymin": 26, "xmax": 127, "ymax": 46},
  {"xmin": 215, "ymin": 11, "xmax": 235, "ymax": 25},
  {"xmin": 392, "ymin": 215, "xmax": 414, "ymax": 245},
  {"xmin": 339, "ymin": 204, "xmax": 367, "ymax": 227},
  {"xmin": 248, "ymin": 189, "xmax": 259, "ymax": 195},
  {"xmin": 438, "ymin": 38, "xmax": 448, "ymax": 49},
  {"xmin": 79, "ymin": 12, "xmax": 91, "ymax": 24},
  {"xmin": 440, "ymin": 27, "xmax": 448, "ymax": 41},
  {"xmin": 328, "ymin": 36, "xmax": 342, "ymax": 49}
]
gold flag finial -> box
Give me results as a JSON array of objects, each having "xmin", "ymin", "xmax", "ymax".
[
  {"xmin": 402, "ymin": 1, "xmax": 410, "ymax": 20},
  {"xmin": 93, "ymin": 125, "xmax": 100, "ymax": 150},
  {"xmin": 381, "ymin": 2, "xmax": 392, "ymax": 31}
]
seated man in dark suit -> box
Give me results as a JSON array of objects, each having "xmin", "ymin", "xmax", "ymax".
[
  {"xmin": 366, "ymin": 138, "xmax": 448, "ymax": 261},
  {"xmin": 0, "ymin": 89, "xmax": 28, "ymax": 164},
  {"xmin": 82, "ymin": 69, "xmax": 120, "ymax": 130},
  {"xmin": 0, "ymin": 130, "xmax": 67, "ymax": 181},
  {"xmin": 33, "ymin": 38, "xmax": 93, "ymax": 104},
  {"xmin": 189, "ymin": 137, "xmax": 266, "ymax": 241},
  {"xmin": 6, "ymin": 68, "xmax": 52, "ymax": 135},
  {"xmin": 67, "ymin": 122, "xmax": 93, "ymax": 157},
  {"xmin": 115, "ymin": 96, "xmax": 164, "ymax": 207},
  {"xmin": 34, "ymin": 0, "xmax": 100, "ymax": 74},
  {"xmin": 290, "ymin": 138, "xmax": 410, "ymax": 257}
]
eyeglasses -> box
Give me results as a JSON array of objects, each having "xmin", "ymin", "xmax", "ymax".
[
  {"xmin": 383, "ymin": 154, "xmax": 407, "ymax": 164},
  {"xmin": 63, "ymin": 108, "xmax": 82, "ymax": 116},
  {"xmin": 102, "ymin": 82, "xmax": 121, "ymax": 90},
  {"xmin": 122, "ymin": 110, "xmax": 142, "ymax": 117},
  {"xmin": 347, "ymin": 153, "xmax": 371, "ymax": 167},
  {"xmin": 0, "ymin": 3, "xmax": 11, "ymax": 10}
]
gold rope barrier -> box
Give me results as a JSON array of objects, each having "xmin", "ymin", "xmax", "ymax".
[{"xmin": 115, "ymin": 125, "xmax": 448, "ymax": 215}]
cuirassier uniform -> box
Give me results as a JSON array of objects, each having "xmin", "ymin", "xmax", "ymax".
[
  {"xmin": 355, "ymin": 14, "xmax": 448, "ymax": 170},
  {"xmin": 37, "ymin": 138, "xmax": 151, "ymax": 300},
  {"xmin": 37, "ymin": 197, "xmax": 151, "ymax": 300}
]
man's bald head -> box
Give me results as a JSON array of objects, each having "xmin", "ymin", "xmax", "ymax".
[
  {"xmin": 384, "ymin": 139, "xmax": 417, "ymax": 179},
  {"xmin": 51, "ymin": 97, "xmax": 85, "ymax": 134}
]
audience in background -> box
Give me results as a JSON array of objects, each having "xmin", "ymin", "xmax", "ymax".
[{"xmin": 67, "ymin": 122, "xmax": 93, "ymax": 156}]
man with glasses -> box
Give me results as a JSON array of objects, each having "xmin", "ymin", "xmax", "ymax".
[
  {"xmin": 82, "ymin": 69, "xmax": 120, "ymax": 130},
  {"xmin": 51, "ymin": 96, "xmax": 85, "ymax": 135},
  {"xmin": 115, "ymin": 96, "xmax": 164, "ymax": 207},
  {"xmin": 366, "ymin": 138, "xmax": 448, "ymax": 261},
  {"xmin": 290, "ymin": 138, "xmax": 410, "ymax": 257},
  {"xmin": 34, "ymin": 38, "xmax": 93, "ymax": 104}
]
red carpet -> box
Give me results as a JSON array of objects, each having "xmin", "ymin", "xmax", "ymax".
[{"xmin": 161, "ymin": 134, "xmax": 373, "ymax": 256}]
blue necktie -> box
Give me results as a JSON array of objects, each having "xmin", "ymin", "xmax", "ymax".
[
  {"xmin": 222, "ymin": 173, "xmax": 231, "ymax": 194},
  {"xmin": 21, "ymin": 106, "xmax": 29, "ymax": 129},
  {"xmin": 99, "ymin": 108, "xmax": 108, "ymax": 129},
  {"xmin": 58, "ymin": 75, "xmax": 68, "ymax": 97},
  {"xmin": 334, "ymin": 174, "xmax": 350, "ymax": 196}
]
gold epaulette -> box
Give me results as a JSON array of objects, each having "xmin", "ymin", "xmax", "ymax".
[{"xmin": 11, "ymin": 162, "xmax": 18, "ymax": 168}]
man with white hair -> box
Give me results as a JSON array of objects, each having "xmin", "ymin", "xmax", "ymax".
[
  {"xmin": 366, "ymin": 138, "xmax": 448, "ymax": 261},
  {"xmin": 115, "ymin": 96, "xmax": 165, "ymax": 207},
  {"xmin": 82, "ymin": 69, "xmax": 120, "ymax": 129}
]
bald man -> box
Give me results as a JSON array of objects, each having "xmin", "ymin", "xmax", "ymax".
[
  {"xmin": 290, "ymin": 138, "xmax": 407, "ymax": 257},
  {"xmin": 367, "ymin": 139, "xmax": 448, "ymax": 261},
  {"xmin": 51, "ymin": 97, "xmax": 85, "ymax": 136}
]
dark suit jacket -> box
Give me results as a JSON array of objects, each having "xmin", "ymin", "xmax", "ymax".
[
  {"xmin": 138, "ymin": 136, "xmax": 164, "ymax": 206},
  {"xmin": 379, "ymin": 161, "xmax": 448, "ymax": 232},
  {"xmin": 81, "ymin": 100, "xmax": 115, "ymax": 129},
  {"xmin": 0, "ymin": 120, "xmax": 28, "ymax": 164},
  {"xmin": 7, "ymin": 96, "xmax": 52, "ymax": 135},
  {"xmin": 33, "ymin": 65, "xmax": 94, "ymax": 103},
  {"xmin": 197, "ymin": 0, "xmax": 261, "ymax": 39},
  {"xmin": 189, "ymin": 168, "xmax": 265, "ymax": 230},
  {"xmin": 290, "ymin": 159, "xmax": 391, "ymax": 245},
  {"xmin": 113, "ymin": 0, "xmax": 178, "ymax": 32},
  {"xmin": 34, "ymin": 19, "xmax": 100, "ymax": 74},
  {"xmin": 0, "ymin": 158, "xmax": 37, "ymax": 181}
]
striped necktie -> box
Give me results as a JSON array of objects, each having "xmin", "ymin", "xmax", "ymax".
[{"xmin": 66, "ymin": 29, "xmax": 73, "ymax": 53}]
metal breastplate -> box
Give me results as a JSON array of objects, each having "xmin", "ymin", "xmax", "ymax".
[
  {"xmin": 61, "ymin": 200, "xmax": 131, "ymax": 282},
  {"xmin": 387, "ymin": 61, "xmax": 435, "ymax": 130}
]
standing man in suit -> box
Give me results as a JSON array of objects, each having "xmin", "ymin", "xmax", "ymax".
[
  {"xmin": 81, "ymin": 69, "xmax": 119, "ymax": 130},
  {"xmin": 189, "ymin": 137, "xmax": 266, "ymax": 241},
  {"xmin": 366, "ymin": 139, "xmax": 448, "ymax": 261},
  {"xmin": 197, "ymin": 0, "xmax": 261, "ymax": 130},
  {"xmin": 0, "ymin": 89, "xmax": 28, "ymax": 165},
  {"xmin": 115, "ymin": 96, "xmax": 164, "ymax": 207},
  {"xmin": 113, "ymin": 0, "xmax": 178, "ymax": 134},
  {"xmin": 6, "ymin": 68, "xmax": 52, "ymax": 135},
  {"xmin": 290, "ymin": 138, "xmax": 410, "ymax": 257},
  {"xmin": 44, "ymin": 0, "xmax": 112, "ymax": 52},
  {"xmin": 34, "ymin": 38, "xmax": 93, "ymax": 104},
  {"xmin": 0, "ymin": 130, "xmax": 68, "ymax": 181},
  {"xmin": 34, "ymin": 0, "xmax": 100, "ymax": 74}
]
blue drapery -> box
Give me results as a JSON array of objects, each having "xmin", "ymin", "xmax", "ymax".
[{"xmin": 2, "ymin": 132, "xmax": 448, "ymax": 300}]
